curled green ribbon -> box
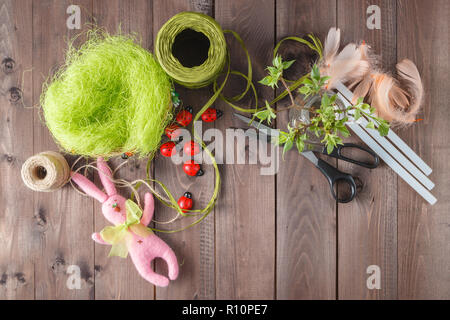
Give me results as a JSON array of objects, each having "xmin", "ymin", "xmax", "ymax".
[{"xmin": 100, "ymin": 200, "xmax": 153, "ymax": 258}]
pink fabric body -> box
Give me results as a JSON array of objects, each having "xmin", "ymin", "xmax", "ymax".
[{"xmin": 70, "ymin": 158, "xmax": 179, "ymax": 287}]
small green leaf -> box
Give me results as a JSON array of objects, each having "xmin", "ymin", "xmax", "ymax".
[
  {"xmin": 311, "ymin": 64, "xmax": 320, "ymax": 81},
  {"xmin": 295, "ymin": 137, "xmax": 305, "ymax": 153},
  {"xmin": 264, "ymin": 100, "xmax": 277, "ymax": 124},
  {"xmin": 299, "ymin": 86, "xmax": 310, "ymax": 95},
  {"xmin": 353, "ymin": 109, "xmax": 361, "ymax": 121},
  {"xmin": 283, "ymin": 139, "xmax": 293, "ymax": 158},
  {"xmin": 338, "ymin": 125, "xmax": 350, "ymax": 137},
  {"xmin": 272, "ymin": 55, "xmax": 282, "ymax": 69},
  {"xmin": 361, "ymin": 103, "xmax": 370, "ymax": 110},
  {"xmin": 267, "ymin": 66, "xmax": 278, "ymax": 75},
  {"xmin": 326, "ymin": 142, "xmax": 334, "ymax": 154},
  {"xmin": 378, "ymin": 122, "xmax": 390, "ymax": 136},
  {"xmin": 321, "ymin": 92, "xmax": 330, "ymax": 106},
  {"xmin": 275, "ymin": 132, "xmax": 288, "ymax": 145},
  {"xmin": 258, "ymin": 76, "xmax": 272, "ymax": 86},
  {"xmin": 366, "ymin": 121, "xmax": 375, "ymax": 129},
  {"xmin": 301, "ymin": 78, "xmax": 313, "ymax": 85}
]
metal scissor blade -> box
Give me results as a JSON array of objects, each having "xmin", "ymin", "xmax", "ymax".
[
  {"xmin": 301, "ymin": 150, "xmax": 319, "ymax": 166},
  {"xmin": 229, "ymin": 126, "xmax": 267, "ymax": 142},
  {"xmin": 234, "ymin": 113, "xmax": 280, "ymax": 137}
]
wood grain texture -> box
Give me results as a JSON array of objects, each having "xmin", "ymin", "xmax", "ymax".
[
  {"xmin": 0, "ymin": 0, "xmax": 34, "ymax": 300},
  {"xmin": 32, "ymin": 0, "xmax": 94, "ymax": 299},
  {"xmin": 91, "ymin": 0, "xmax": 155, "ymax": 300},
  {"xmin": 214, "ymin": 0, "xmax": 276, "ymax": 300},
  {"xmin": 0, "ymin": 0, "xmax": 448, "ymax": 300},
  {"xmin": 397, "ymin": 0, "xmax": 450, "ymax": 300},
  {"xmin": 337, "ymin": 0, "xmax": 398, "ymax": 300},
  {"xmin": 276, "ymin": 0, "xmax": 337, "ymax": 300},
  {"xmin": 153, "ymin": 0, "xmax": 216, "ymax": 300}
]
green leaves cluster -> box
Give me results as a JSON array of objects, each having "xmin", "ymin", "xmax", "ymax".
[
  {"xmin": 298, "ymin": 64, "xmax": 330, "ymax": 98},
  {"xmin": 257, "ymin": 60, "xmax": 391, "ymax": 157},
  {"xmin": 352, "ymin": 97, "xmax": 390, "ymax": 136},
  {"xmin": 275, "ymin": 90, "xmax": 349, "ymax": 157},
  {"xmin": 253, "ymin": 100, "xmax": 276, "ymax": 125},
  {"xmin": 259, "ymin": 55, "xmax": 295, "ymax": 89},
  {"xmin": 275, "ymin": 125, "xmax": 309, "ymax": 158}
]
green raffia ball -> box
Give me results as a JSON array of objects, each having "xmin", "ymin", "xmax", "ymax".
[
  {"xmin": 41, "ymin": 31, "xmax": 173, "ymax": 158},
  {"xmin": 155, "ymin": 11, "xmax": 227, "ymax": 88}
]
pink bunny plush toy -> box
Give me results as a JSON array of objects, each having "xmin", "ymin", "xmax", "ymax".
[{"xmin": 71, "ymin": 157, "xmax": 179, "ymax": 287}]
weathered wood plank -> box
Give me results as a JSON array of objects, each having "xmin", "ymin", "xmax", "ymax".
[
  {"xmin": 153, "ymin": 0, "xmax": 216, "ymax": 299},
  {"xmin": 91, "ymin": 0, "xmax": 156, "ymax": 300},
  {"xmin": 397, "ymin": 0, "xmax": 450, "ymax": 299},
  {"xmin": 336, "ymin": 0, "xmax": 398, "ymax": 300},
  {"xmin": 214, "ymin": 0, "xmax": 276, "ymax": 299},
  {"xmin": 0, "ymin": 0, "xmax": 34, "ymax": 300},
  {"xmin": 32, "ymin": 0, "xmax": 94, "ymax": 299},
  {"xmin": 276, "ymin": 0, "xmax": 337, "ymax": 300}
]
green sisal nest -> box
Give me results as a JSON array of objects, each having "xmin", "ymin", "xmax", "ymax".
[{"xmin": 41, "ymin": 30, "xmax": 173, "ymax": 158}]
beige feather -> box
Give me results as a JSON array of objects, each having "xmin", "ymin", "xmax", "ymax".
[
  {"xmin": 389, "ymin": 85, "xmax": 410, "ymax": 110},
  {"xmin": 393, "ymin": 59, "xmax": 423, "ymax": 122},
  {"xmin": 317, "ymin": 29, "xmax": 424, "ymax": 125},
  {"xmin": 323, "ymin": 43, "xmax": 370, "ymax": 89},
  {"xmin": 349, "ymin": 74, "xmax": 373, "ymax": 104},
  {"xmin": 323, "ymin": 27, "xmax": 341, "ymax": 65},
  {"xmin": 368, "ymin": 73, "xmax": 396, "ymax": 122}
]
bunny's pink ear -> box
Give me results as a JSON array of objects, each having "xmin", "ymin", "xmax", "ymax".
[
  {"xmin": 71, "ymin": 172, "xmax": 108, "ymax": 203},
  {"xmin": 97, "ymin": 157, "xmax": 117, "ymax": 196}
]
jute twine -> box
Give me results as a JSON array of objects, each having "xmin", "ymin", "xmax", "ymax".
[{"xmin": 21, "ymin": 151, "xmax": 70, "ymax": 192}]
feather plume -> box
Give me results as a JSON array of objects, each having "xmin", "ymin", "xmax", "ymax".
[
  {"xmin": 368, "ymin": 73, "xmax": 396, "ymax": 121},
  {"xmin": 317, "ymin": 28, "xmax": 424, "ymax": 125},
  {"xmin": 323, "ymin": 27, "xmax": 341, "ymax": 65},
  {"xmin": 349, "ymin": 74, "xmax": 373, "ymax": 104},
  {"xmin": 323, "ymin": 43, "xmax": 370, "ymax": 89},
  {"xmin": 389, "ymin": 85, "xmax": 410, "ymax": 110},
  {"xmin": 393, "ymin": 59, "xmax": 423, "ymax": 121}
]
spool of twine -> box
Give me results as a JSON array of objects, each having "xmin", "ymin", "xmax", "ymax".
[
  {"xmin": 21, "ymin": 151, "xmax": 70, "ymax": 192},
  {"xmin": 155, "ymin": 11, "xmax": 227, "ymax": 88}
]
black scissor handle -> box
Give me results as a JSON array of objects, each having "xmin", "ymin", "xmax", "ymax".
[
  {"xmin": 316, "ymin": 158, "xmax": 357, "ymax": 203},
  {"xmin": 324, "ymin": 143, "xmax": 380, "ymax": 169}
]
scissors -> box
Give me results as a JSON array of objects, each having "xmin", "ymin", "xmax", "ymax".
[{"xmin": 234, "ymin": 113, "xmax": 380, "ymax": 203}]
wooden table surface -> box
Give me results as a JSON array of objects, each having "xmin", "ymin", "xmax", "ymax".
[{"xmin": 1, "ymin": 0, "xmax": 449, "ymax": 300}]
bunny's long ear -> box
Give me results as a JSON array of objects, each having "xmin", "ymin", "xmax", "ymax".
[
  {"xmin": 97, "ymin": 157, "xmax": 117, "ymax": 196},
  {"xmin": 71, "ymin": 172, "xmax": 108, "ymax": 203}
]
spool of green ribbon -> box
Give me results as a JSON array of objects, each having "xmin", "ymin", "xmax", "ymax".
[{"xmin": 155, "ymin": 12, "xmax": 227, "ymax": 88}]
